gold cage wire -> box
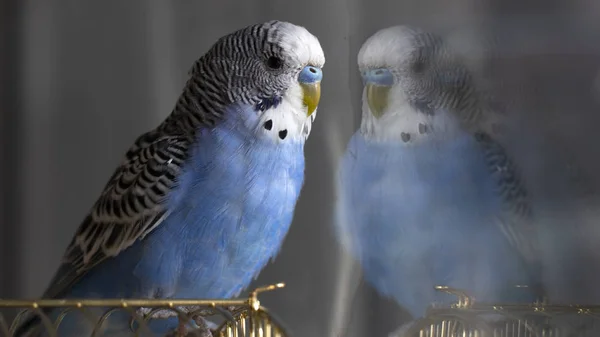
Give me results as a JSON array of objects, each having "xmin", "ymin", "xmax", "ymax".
[
  {"xmin": 0, "ymin": 283, "xmax": 290, "ymax": 337},
  {"xmin": 398, "ymin": 286, "xmax": 600, "ymax": 337}
]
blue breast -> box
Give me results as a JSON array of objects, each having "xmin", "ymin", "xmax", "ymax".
[
  {"xmin": 46, "ymin": 105, "xmax": 306, "ymax": 336},
  {"xmin": 67, "ymin": 104, "xmax": 305, "ymax": 304},
  {"xmin": 338, "ymin": 131, "xmax": 533, "ymax": 317},
  {"xmin": 143, "ymin": 107, "xmax": 306, "ymax": 299}
]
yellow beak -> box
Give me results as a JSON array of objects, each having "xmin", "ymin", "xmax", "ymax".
[
  {"xmin": 300, "ymin": 81, "xmax": 321, "ymax": 117},
  {"xmin": 366, "ymin": 83, "xmax": 391, "ymax": 118}
]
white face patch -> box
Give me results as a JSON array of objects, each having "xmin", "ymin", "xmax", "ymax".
[
  {"xmin": 358, "ymin": 25, "xmax": 465, "ymax": 144},
  {"xmin": 357, "ymin": 26, "xmax": 432, "ymax": 144},
  {"xmin": 360, "ymin": 85, "xmax": 464, "ymax": 145},
  {"xmin": 248, "ymin": 22, "xmax": 324, "ymax": 144},
  {"xmin": 360, "ymin": 86, "xmax": 432, "ymax": 143},
  {"xmin": 252, "ymin": 82, "xmax": 317, "ymax": 143}
]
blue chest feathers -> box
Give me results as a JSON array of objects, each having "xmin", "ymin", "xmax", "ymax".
[
  {"xmin": 136, "ymin": 110, "xmax": 306, "ymax": 299},
  {"xmin": 342, "ymin": 131, "xmax": 500, "ymax": 253},
  {"xmin": 338, "ymin": 131, "xmax": 532, "ymax": 315}
]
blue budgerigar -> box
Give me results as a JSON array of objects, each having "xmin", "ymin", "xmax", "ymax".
[
  {"xmin": 334, "ymin": 25, "xmax": 543, "ymax": 319},
  {"xmin": 15, "ymin": 20, "xmax": 325, "ymax": 337}
]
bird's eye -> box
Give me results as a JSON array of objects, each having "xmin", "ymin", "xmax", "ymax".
[
  {"xmin": 412, "ymin": 57, "xmax": 427, "ymax": 74},
  {"xmin": 266, "ymin": 56, "xmax": 284, "ymax": 70}
]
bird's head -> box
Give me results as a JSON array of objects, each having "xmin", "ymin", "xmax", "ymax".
[
  {"xmin": 357, "ymin": 25, "xmax": 476, "ymax": 143},
  {"xmin": 191, "ymin": 20, "xmax": 325, "ymax": 142}
]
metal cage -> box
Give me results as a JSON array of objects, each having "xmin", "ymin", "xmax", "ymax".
[
  {"xmin": 0, "ymin": 283, "xmax": 290, "ymax": 337},
  {"xmin": 397, "ymin": 286, "xmax": 600, "ymax": 337}
]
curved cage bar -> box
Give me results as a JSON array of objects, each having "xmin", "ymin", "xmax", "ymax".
[
  {"xmin": 0, "ymin": 283, "xmax": 290, "ymax": 337},
  {"xmin": 397, "ymin": 286, "xmax": 600, "ymax": 337}
]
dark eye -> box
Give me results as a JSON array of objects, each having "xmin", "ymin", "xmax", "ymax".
[
  {"xmin": 412, "ymin": 57, "xmax": 427, "ymax": 73},
  {"xmin": 266, "ymin": 56, "xmax": 283, "ymax": 70}
]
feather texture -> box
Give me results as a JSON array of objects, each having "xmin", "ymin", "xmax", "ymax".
[
  {"xmin": 14, "ymin": 20, "xmax": 324, "ymax": 337},
  {"xmin": 474, "ymin": 132, "xmax": 539, "ymax": 266},
  {"xmin": 337, "ymin": 129, "xmax": 539, "ymax": 318},
  {"xmin": 334, "ymin": 25, "xmax": 541, "ymax": 321},
  {"xmin": 45, "ymin": 133, "xmax": 191, "ymax": 300}
]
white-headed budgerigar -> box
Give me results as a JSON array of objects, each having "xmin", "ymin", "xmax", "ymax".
[
  {"xmin": 334, "ymin": 25, "xmax": 543, "ymax": 320},
  {"xmin": 15, "ymin": 20, "xmax": 324, "ymax": 337}
]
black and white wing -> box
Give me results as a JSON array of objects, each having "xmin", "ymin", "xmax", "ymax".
[
  {"xmin": 43, "ymin": 130, "xmax": 191, "ymax": 299},
  {"xmin": 474, "ymin": 132, "xmax": 540, "ymax": 267}
]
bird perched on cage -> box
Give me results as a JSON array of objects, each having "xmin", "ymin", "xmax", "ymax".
[
  {"xmin": 334, "ymin": 25, "xmax": 544, "ymax": 321},
  {"xmin": 14, "ymin": 20, "xmax": 324, "ymax": 337}
]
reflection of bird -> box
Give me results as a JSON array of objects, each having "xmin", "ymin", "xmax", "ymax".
[
  {"xmin": 334, "ymin": 25, "xmax": 541, "ymax": 319},
  {"xmin": 15, "ymin": 20, "xmax": 324, "ymax": 337}
]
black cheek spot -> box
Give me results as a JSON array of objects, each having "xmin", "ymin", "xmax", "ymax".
[
  {"xmin": 264, "ymin": 119, "xmax": 273, "ymax": 130},
  {"xmin": 255, "ymin": 96, "xmax": 282, "ymax": 112},
  {"xmin": 401, "ymin": 132, "xmax": 411, "ymax": 143},
  {"xmin": 278, "ymin": 129, "xmax": 288, "ymax": 140},
  {"xmin": 412, "ymin": 98, "xmax": 435, "ymax": 116}
]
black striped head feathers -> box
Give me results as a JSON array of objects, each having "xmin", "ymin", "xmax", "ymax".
[
  {"xmin": 358, "ymin": 25, "xmax": 484, "ymax": 142},
  {"xmin": 188, "ymin": 21, "xmax": 325, "ymax": 116}
]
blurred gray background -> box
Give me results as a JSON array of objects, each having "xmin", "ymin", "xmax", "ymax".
[{"xmin": 3, "ymin": 1, "xmax": 600, "ymax": 337}]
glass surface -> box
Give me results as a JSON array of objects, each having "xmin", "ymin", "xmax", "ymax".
[{"xmin": 2, "ymin": 1, "xmax": 600, "ymax": 336}]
